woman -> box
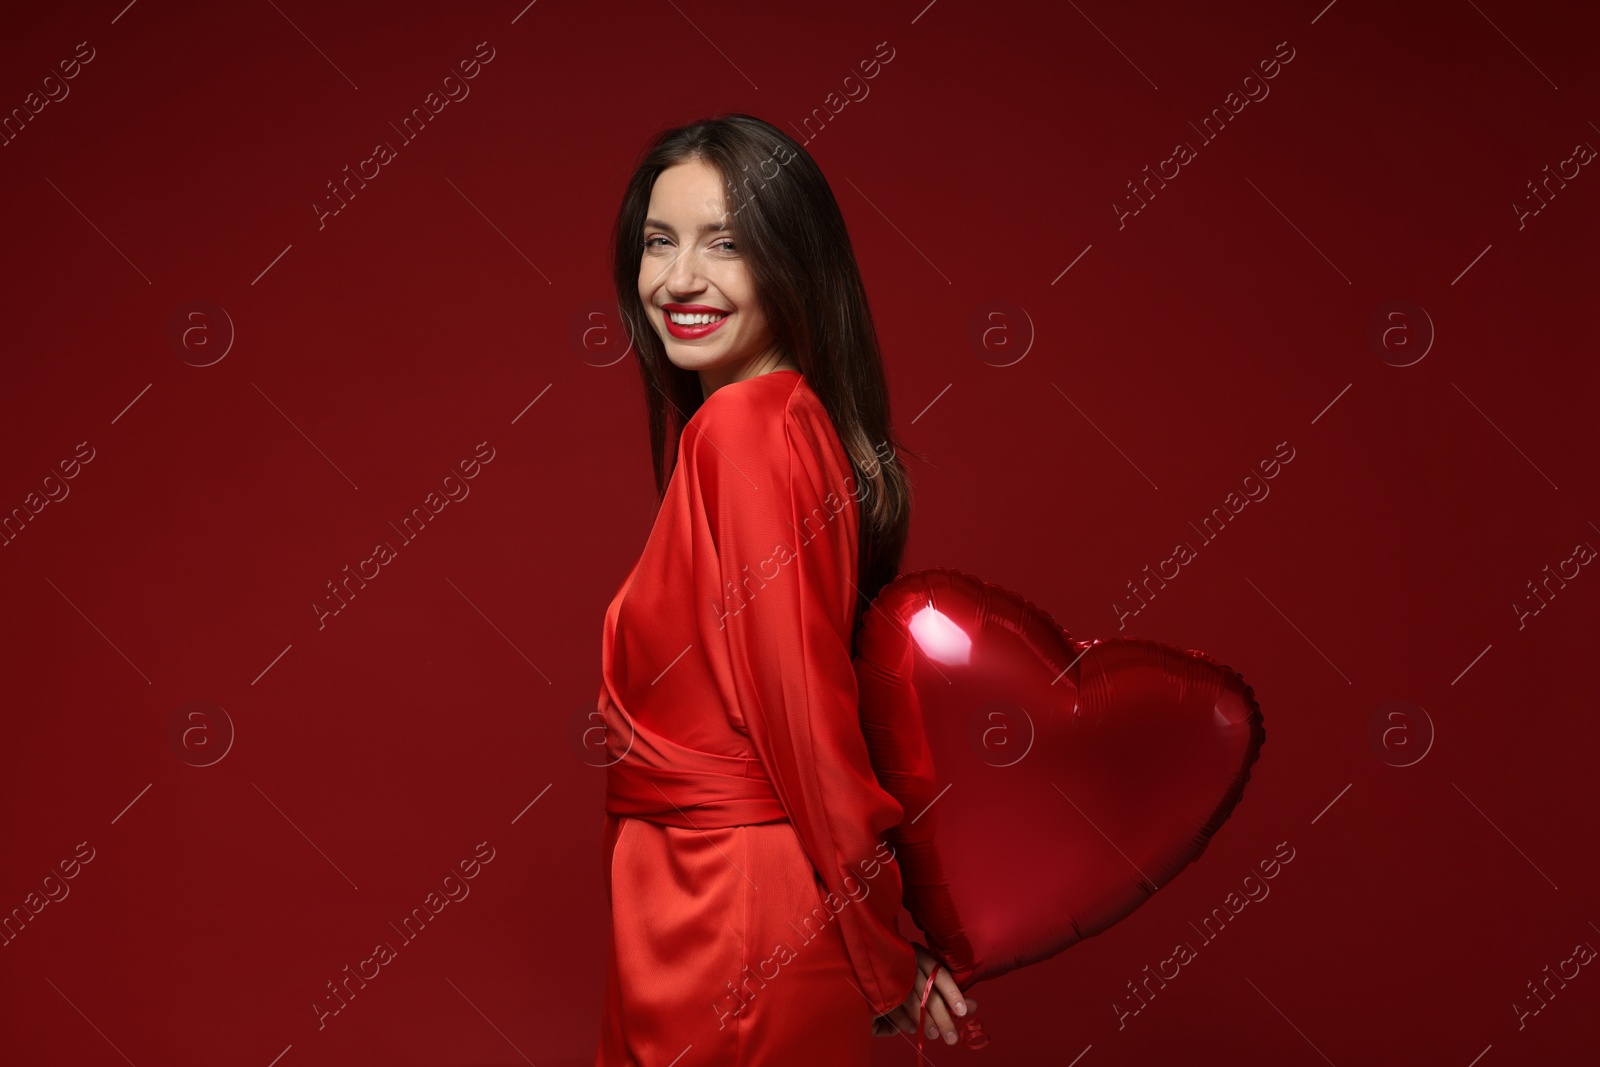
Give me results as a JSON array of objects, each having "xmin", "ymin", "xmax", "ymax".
[{"xmin": 593, "ymin": 114, "xmax": 976, "ymax": 1065}]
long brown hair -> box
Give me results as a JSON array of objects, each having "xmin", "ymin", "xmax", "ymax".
[{"xmin": 610, "ymin": 112, "xmax": 921, "ymax": 647}]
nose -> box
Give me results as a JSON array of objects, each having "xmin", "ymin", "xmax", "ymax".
[{"xmin": 658, "ymin": 243, "xmax": 705, "ymax": 298}]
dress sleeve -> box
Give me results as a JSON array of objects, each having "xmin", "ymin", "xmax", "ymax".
[{"xmin": 684, "ymin": 384, "xmax": 918, "ymax": 1017}]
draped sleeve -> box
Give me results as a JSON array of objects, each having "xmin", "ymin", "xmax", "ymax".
[{"xmin": 681, "ymin": 375, "xmax": 918, "ymax": 1017}]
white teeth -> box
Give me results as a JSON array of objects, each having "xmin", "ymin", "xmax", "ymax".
[{"xmin": 668, "ymin": 310, "xmax": 729, "ymax": 325}]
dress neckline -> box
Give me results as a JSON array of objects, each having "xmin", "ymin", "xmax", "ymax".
[
  {"xmin": 694, "ymin": 367, "xmax": 801, "ymax": 413},
  {"xmin": 734, "ymin": 367, "xmax": 800, "ymax": 383}
]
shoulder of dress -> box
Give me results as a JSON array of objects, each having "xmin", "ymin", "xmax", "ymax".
[
  {"xmin": 685, "ymin": 374, "xmax": 803, "ymax": 455},
  {"xmin": 696, "ymin": 371, "xmax": 802, "ymax": 420},
  {"xmin": 685, "ymin": 374, "xmax": 855, "ymax": 492}
]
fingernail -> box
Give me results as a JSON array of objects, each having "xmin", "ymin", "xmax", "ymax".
[
  {"xmin": 954, "ymin": 1000, "xmax": 966, "ymax": 1016},
  {"xmin": 945, "ymin": 1031, "xmax": 957, "ymax": 1044}
]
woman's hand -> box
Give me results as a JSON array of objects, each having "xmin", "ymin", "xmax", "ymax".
[{"xmin": 871, "ymin": 942, "xmax": 978, "ymax": 1043}]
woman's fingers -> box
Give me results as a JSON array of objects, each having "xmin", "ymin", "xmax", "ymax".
[
  {"xmin": 918, "ymin": 983, "xmax": 957, "ymax": 1043},
  {"xmin": 931, "ymin": 965, "xmax": 967, "ymax": 1016},
  {"xmin": 878, "ymin": 1005, "xmax": 914, "ymax": 1035},
  {"xmin": 879, "ymin": 991, "xmax": 984, "ymax": 1045},
  {"xmin": 900, "ymin": 942, "xmax": 975, "ymax": 1044}
]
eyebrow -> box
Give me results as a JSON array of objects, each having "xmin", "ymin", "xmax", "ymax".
[{"xmin": 642, "ymin": 217, "xmax": 731, "ymax": 235}]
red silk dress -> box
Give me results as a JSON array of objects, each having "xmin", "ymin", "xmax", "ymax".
[{"xmin": 594, "ymin": 369, "xmax": 917, "ymax": 1066}]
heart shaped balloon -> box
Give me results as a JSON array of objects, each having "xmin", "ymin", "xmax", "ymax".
[{"xmin": 854, "ymin": 568, "xmax": 1265, "ymax": 990}]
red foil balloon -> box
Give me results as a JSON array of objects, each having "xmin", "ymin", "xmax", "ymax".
[{"xmin": 854, "ymin": 568, "xmax": 1265, "ymax": 991}]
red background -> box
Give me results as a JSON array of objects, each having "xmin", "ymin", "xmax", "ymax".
[{"xmin": 3, "ymin": 1, "xmax": 1598, "ymax": 1064}]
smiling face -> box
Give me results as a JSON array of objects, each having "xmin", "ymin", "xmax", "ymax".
[{"xmin": 638, "ymin": 157, "xmax": 791, "ymax": 397}]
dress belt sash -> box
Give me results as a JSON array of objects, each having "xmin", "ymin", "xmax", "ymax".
[{"xmin": 600, "ymin": 694, "xmax": 788, "ymax": 829}]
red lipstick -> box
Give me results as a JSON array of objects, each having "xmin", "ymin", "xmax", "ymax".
[{"xmin": 662, "ymin": 303, "xmax": 731, "ymax": 340}]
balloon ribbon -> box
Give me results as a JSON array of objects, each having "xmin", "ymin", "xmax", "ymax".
[{"xmin": 915, "ymin": 964, "xmax": 990, "ymax": 1056}]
